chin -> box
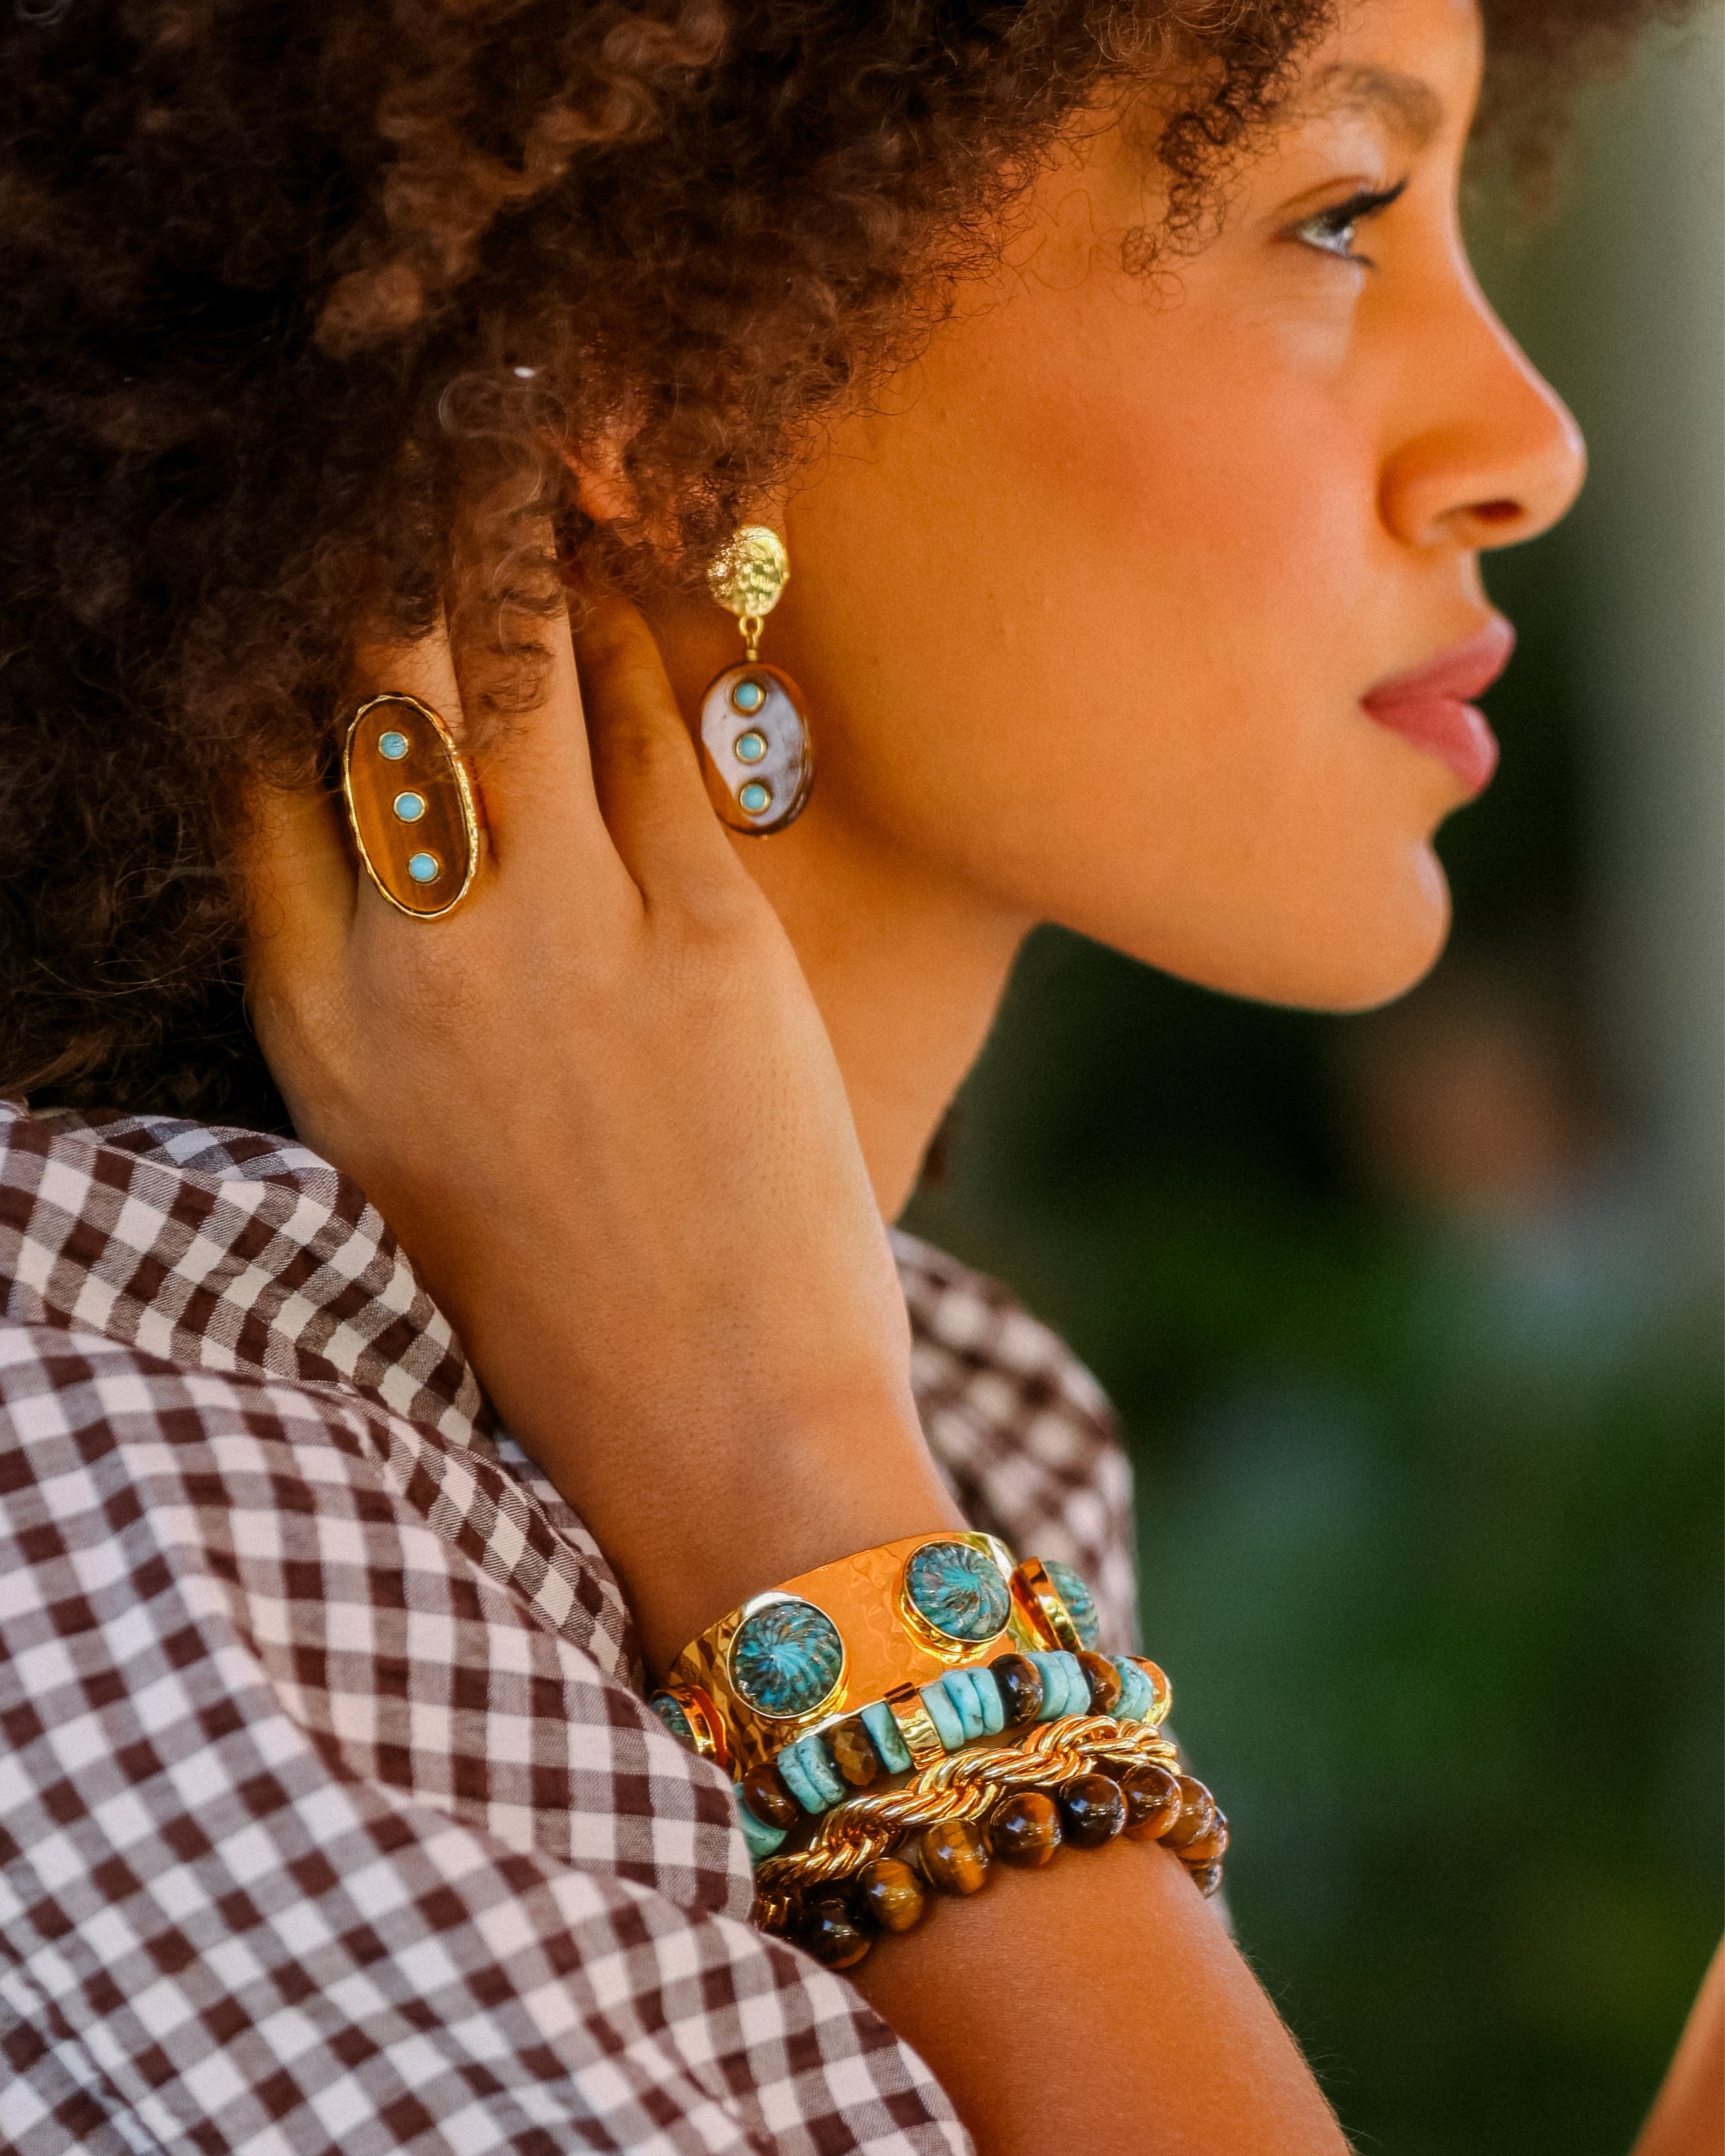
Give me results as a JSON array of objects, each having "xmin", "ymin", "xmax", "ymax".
[{"xmin": 1103, "ymin": 843, "xmax": 1454, "ymax": 1014}]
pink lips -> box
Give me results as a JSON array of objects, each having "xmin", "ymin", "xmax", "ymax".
[{"xmin": 1361, "ymin": 617, "xmax": 1515, "ymax": 794}]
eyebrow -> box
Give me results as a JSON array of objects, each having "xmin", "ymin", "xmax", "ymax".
[{"xmin": 1303, "ymin": 63, "xmax": 1445, "ymax": 148}]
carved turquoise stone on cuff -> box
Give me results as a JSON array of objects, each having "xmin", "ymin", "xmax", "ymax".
[
  {"xmin": 1045, "ymin": 1559, "xmax": 1102, "ymax": 1649},
  {"xmin": 904, "ymin": 1538, "xmax": 1011, "ymax": 1643},
  {"xmin": 648, "ymin": 1692, "xmax": 696, "ymax": 1748},
  {"xmin": 729, "ymin": 1597, "xmax": 843, "ymax": 1719}
]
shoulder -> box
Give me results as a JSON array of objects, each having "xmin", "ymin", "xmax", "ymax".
[{"xmin": 894, "ymin": 1228, "xmax": 1139, "ymax": 1652}]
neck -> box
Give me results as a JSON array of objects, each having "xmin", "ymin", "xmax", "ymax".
[
  {"xmin": 648, "ymin": 595, "xmax": 1030, "ymax": 1219},
  {"xmin": 744, "ymin": 816, "xmax": 1029, "ymax": 1219}
]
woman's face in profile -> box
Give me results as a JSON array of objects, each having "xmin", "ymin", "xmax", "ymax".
[{"xmin": 681, "ymin": 0, "xmax": 1586, "ymax": 1014}]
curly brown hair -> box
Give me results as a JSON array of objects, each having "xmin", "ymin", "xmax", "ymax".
[{"xmin": 0, "ymin": 0, "xmax": 1676, "ymax": 1133}]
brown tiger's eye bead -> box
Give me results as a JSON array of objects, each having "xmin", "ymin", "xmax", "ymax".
[
  {"xmin": 917, "ymin": 1819, "xmax": 992, "ymax": 1895},
  {"xmin": 828, "ymin": 1715, "xmax": 884, "ymax": 1789},
  {"xmin": 803, "ymin": 1896, "xmax": 872, "ymax": 1969},
  {"xmin": 990, "ymin": 1790, "xmax": 1063, "ymax": 1869},
  {"xmin": 742, "ymin": 1762, "xmax": 800, "ymax": 1831},
  {"xmin": 1179, "ymin": 1810, "xmax": 1230, "ymax": 1866},
  {"xmin": 1161, "ymin": 1776, "xmax": 1218, "ymax": 1852},
  {"xmin": 1058, "ymin": 1772, "xmax": 1127, "ymax": 1849},
  {"xmin": 1188, "ymin": 1860, "xmax": 1225, "ymax": 1898},
  {"xmin": 989, "ymin": 1652, "xmax": 1044, "ymax": 1726},
  {"xmin": 859, "ymin": 1857, "xmax": 928, "ymax": 1933},
  {"xmin": 1076, "ymin": 1651, "xmax": 1122, "ymax": 1715},
  {"xmin": 1120, "ymin": 1765, "xmax": 1183, "ymax": 1841}
]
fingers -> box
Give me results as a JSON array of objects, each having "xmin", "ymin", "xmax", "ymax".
[
  {"xmin": 568, "ymin": 589, "xmax": 740, "ymax": 900},
  {"xmin": 240, "ymin": 774, "xmax": 353, "ymax": 991},
  {"xmin": 351, "ymin": 609, "xmax": 466, "ymax": 737},
  {"xmin": 452, "ymin": 578, "xmax": 615, "ymax": 887},
  {"xmin": 339, "ymin": 551, "xmax": 735, "ymax": 927}
]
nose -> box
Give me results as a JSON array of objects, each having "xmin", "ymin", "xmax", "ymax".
[{"xmin": 1379, "ymin": 270, "xmax": 1587, "ymax": 554}]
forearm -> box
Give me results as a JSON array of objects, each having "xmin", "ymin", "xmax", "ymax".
[
  {"xmin": 851, "ymin": 1834, "xmax": 1350, "ymax": 2156},
  {"xmin": 477, "ymin": 1327, "xmax": 964, "ymax": 1674}
]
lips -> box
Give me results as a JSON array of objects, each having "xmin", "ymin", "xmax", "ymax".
[{"xmin": 1361, "ymin": 617, "xmax": 1515, "ymax": 794}]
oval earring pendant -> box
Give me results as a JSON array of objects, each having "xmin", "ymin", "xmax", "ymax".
[
  {"xmin": 697, "ymin": 664, "xmax": 814, "ymax": 835},
  {"xmin": 341, "ymin": 693, "xmax": 481, "ymax": 917}
]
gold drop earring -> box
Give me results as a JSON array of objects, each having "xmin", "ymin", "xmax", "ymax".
[{"xmin": 697, "ymin": 525, "xmax": 814, "ymax": 834}]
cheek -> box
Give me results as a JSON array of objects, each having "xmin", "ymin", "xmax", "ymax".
[{"xmin": 784, "ymin": 287, "xmax": 1457, "ymax": 1009}]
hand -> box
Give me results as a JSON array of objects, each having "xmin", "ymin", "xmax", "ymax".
[
  {"xmin": 1631, "ymin": 1943, "xmax": 1724, "ymax": 2156},
  {"xmin": 244, "ymin": 579, "xmax": 960, "ymax": 1671}
]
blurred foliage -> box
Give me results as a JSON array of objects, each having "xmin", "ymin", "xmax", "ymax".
[{"xmin": 904, "ymin": 524, "xmax": 1721, "ymax": 2151}]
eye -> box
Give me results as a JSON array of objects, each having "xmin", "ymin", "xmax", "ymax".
[{"xmin": 1288, "ymin": 179, "xmax": 1409, "ymax": 266}]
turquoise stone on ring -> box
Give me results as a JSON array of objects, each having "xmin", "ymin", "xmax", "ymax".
[
  {"xmin": 378, "ymin": 729, "xmax": 409, "ymax": 760},
  {"xmin": 904, "ymin": 1539, "xmax": 1011, "ymax": 1644},
  {"xmin": 729, "ymin": 1598, "xmax": 843, "ymax": 1719},
  {"xmin": 406, "ymin": 851, "xmax": 440, "ymax": 884},
  {"xmin": 392, "ymin": 791, "xmax": 426, "ymax": 822},
  {"xmin": 1045, "ymin": 1559, "xmax": 1102, "ymax": 1649}
]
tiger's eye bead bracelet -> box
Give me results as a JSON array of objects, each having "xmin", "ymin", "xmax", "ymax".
[{"xmin": 753, "ymin": 1718, "xmax": 1228, "ymax": 1966}]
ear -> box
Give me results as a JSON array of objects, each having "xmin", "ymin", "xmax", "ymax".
[{"xmin": 553, "ymin": 424, "xmax": 638, "ymax": 525}]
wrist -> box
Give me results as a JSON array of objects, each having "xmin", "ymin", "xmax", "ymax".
[{"xmin": 494, "ymin": 1362, "xmax": 962, "ymax": 1675}]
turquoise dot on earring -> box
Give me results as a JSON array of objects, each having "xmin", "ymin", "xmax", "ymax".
[
  {"xmin": 406, "ymin": 851, "xmax": 440, "ymax": 884},
  {"xmin": 738, "ymin": 781, "xmax": 771, "ymax": 815},
  {"xmin": 731, "ymin": 678, "xmax": 765, "ymax": 714},
  {"xmin": 378, "ymin": 730, "xmax": 409, "ymax": 760},
  {"xmin": 392, "ymin": 791, "xmax": 426, "ymax": 822},
  {"xmin": 735, "ymin": 731, "xmax": 767, "ymax": 765}
]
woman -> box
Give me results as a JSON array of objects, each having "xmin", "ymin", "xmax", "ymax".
[{"xmin": 0, "ymin": 0, "xmax": 1709, "ymax": 2150}]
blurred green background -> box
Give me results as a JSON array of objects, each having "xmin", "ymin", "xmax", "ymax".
[{"xmin": 904, "ymin": 21, "xmax": 1723, "ymax": 2153}]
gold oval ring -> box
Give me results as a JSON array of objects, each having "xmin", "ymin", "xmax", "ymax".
[{"xmin": 341, "ymin": 693, "xmax": 482, "ymax": 919}]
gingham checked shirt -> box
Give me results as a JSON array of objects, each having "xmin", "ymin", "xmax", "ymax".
[{"xmin": 0, "ymin": 1101, "xmax": 1136, "ymax": 2155}]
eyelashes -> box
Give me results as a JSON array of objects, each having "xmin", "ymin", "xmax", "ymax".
[{"xmin": 1287, "ymin": 178, "xmax": 1410, "ymax": 265}]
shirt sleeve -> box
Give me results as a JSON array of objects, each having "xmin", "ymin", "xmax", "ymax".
[
  {"xmin": 896, "ymin": 1230, "xmax": 1140, "ymax": 1653},
  {"xmin": 0, "ymin": 1325, "xmax": 970, "ymax": 2156}
]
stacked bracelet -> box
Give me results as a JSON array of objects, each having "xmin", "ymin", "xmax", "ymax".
[{"xmin": 752, "ymin": 1714, "xmax": 1229, "ymax": 1965}]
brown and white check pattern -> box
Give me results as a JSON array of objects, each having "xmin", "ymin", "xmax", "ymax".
[{"xmin": 0, "ymin": 1101, "xmax": 1135, "ymax": 2154}]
